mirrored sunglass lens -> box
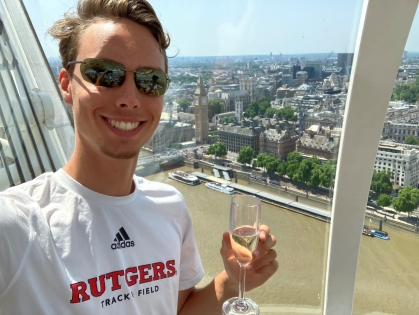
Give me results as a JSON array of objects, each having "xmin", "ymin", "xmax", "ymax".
[
  {"xmin": 135, "ymin": 71, "xmax": 168, "ymax": 96},
  {"xmin": 81, "ymin": 60, "xmax": 124, "ymax": 87}
]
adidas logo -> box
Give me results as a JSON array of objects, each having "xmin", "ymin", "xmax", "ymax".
[{"xmin": 111, "ymin": 227, "xmax": 135, "ymax": 250}]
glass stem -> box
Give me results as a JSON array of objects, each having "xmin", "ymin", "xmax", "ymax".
[{"xmin": 238, "ymin": 265, "xmax": 246, "ymax": 301}]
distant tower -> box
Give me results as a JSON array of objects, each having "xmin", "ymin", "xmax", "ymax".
[
  {"xmin": 235, "ymin": 97, "xmax": 243, "ymax": 122},
  {"xmin": 193, "ymin": 73, "xmax": 209, "ymax": 143}
]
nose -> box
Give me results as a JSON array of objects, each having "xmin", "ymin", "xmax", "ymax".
[{"xmin": 115, "ymin": 72, "xmax": 140, "ymax": 109}]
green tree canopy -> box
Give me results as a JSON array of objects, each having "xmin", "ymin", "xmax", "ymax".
[
  {"xmin": 222, "ymin": 117, "xmax": 235, "ymax": 124},
  {"xmin": 237, "ymin": 146, "xmax": 256, "ymax": 165},
  {"xmin": 391, "ymin": 78, "xmax": 419, "ymax": 104},
  {"xmin": 265, "ymin": 155, "xmax": 280, "ymax": 176},
  {"xmin": 319, "ymin": 159, "xmax": 337, "ymax": 188},
  {"xmin": 405, "ymin": 136, "xmax": 419, "ymax": 145},
  {"xmin": 377, "ymin": 194, "xmax": 392, "ymax": 207},
  {"xmin": 287, "ymin": 151, "xmax": 304, "ymax": 164},
  {"xmin": 295, "ymin": 157, "xmax": 322, "ymax": 184},
  {"xmin": 208, "ymin": 99, "xmax": 223, "ymax": 120},
  {"xmin": 370, "ymin": 170, "xmax": 393, "ymax": 197},
  {"xmin": 206, "ymin": 142, "xmax": 227, "ymax": 158},
  {"xmin": 178, "ymin": 98, "xmax": 190, "ymax": 112},
  {"xmin": 244, "ymin": 101, "xmax": 259, "ymax": 118},
  {"xmin": 258, "ymin": 97, "xmax": 271, "ymax": 117},
  {"xmin": 392, "ymin": 186, "xmax": 419, "ymax": 213},
  {"xmin": 308, "ymin": 166, "xmax": 322, "ymax": 189},
  {"xmin": 265, "ymin": 107, "xmax": 277, "ymax": 118},
  {"xmin": 277, "ymin": 161, "xmax": 288, "ymax": 176}
]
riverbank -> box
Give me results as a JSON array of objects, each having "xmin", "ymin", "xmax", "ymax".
[{"xmin": 145, "ymin": 165, "xmax": 419, "ymax": 315}]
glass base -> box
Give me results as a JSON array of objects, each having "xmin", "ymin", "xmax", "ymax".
[{"xmin": 222, "ymin": 297, "xmax": 260, "ymax": 315}]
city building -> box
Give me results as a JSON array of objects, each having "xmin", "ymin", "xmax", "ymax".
[
  {"xmin": 296, "ymin": 125, "xmax": 341, "ymax": 161},
  {"xmin": 382, "ymin": 119, "xmax": 419, "ymax": 143},
  {"xmin": 374, "ymin": 141, "xmax": 419, "ymax": 188},
  {"xmin": 144, "ymin": 121, "xmax": 195, "ymax": 153},
  {"xmin": 259, "ymin": 120, "xmax": 299, "ymax": 160},
  {"xmin": 193, "ymin": 74, "xmax": 209, "ymax": 143},
  {"xmin": 337, "ymin": 53, "xmax": 355, "ymax": 75},
  {"xmin": 218, "ymin": 119, "xmax": 262, "ymax": 153}
]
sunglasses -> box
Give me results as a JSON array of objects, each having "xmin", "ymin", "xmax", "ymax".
[{"xmin": 67, "ymin": 58, "xmax": 170, "ymax": 96}]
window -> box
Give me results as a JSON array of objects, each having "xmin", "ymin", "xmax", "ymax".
[{"xmin": 2, "ymin": 0, "xmax": 417, "ymax": 314}]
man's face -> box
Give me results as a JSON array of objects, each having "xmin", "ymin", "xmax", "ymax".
[{"xmin": 60, "ymin": 19, "xmax": 165, "ymax": 160}]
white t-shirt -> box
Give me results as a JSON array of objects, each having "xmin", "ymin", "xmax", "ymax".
[{"xmin": 0, "ymin": 169, "xmax": 204, "ymax": 315}]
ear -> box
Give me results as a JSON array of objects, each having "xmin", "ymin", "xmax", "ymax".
[{"xmin": 59, "ymin": 68, "xmax": 73, "ymax": 106}]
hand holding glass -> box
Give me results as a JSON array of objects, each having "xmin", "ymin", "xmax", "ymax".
[{"xmin": 222, "ymin": 195, "xmax": 261, "ymax": 315}]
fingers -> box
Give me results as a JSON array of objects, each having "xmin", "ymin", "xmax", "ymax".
[
  {"xmin": 253, "ymin": 233, "xmax": 276, "ymax": 258},
  {"xmin": 259, "ymin": 224, "xmax": 270, "ymax": 242},
  {"xmin": 249, "ymin": 258, "xmax": 279, "ymax": 277},
  {"xmin": 248, "ymin": 248, "xmax": 277, "ymax": 272},
  {"xmin": 220, "ymin": 231, "xmax": 232, "ymax": 258}
]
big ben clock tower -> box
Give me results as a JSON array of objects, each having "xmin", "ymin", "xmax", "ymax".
[{"xmin": 194, "ymin": 73, "xmax": 209, "ymax": 143}]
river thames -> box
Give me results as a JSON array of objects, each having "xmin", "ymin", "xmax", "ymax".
[{"xmin": 144, "ymin": 165, "xmax": 419, "ymax": 315}]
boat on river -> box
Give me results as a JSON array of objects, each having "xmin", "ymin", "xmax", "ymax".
[
  {"xmin": 205, "ymin": 181, "xmax": 235, "ymax": 195},
  {"xmin": 373, "ymin": 230, "xmax": 390, "ymax": 240},
  {"xmin": 168, "ymin": 170, "xmax": 200, "ymax": 185}
]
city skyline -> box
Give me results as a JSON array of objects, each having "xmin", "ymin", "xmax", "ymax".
[{"xmin": 22, "ymin": 0, "xmax": 419, "ymax": 59}]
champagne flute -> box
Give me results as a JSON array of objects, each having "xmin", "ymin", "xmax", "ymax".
[{"xmin": 222, "ymin": 194, "xmax": 261, "ymax": 315}]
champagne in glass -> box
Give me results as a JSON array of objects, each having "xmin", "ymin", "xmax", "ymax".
[{"xmin": 222, "ymin": 194, "xmax": 261, "ymax": 315}]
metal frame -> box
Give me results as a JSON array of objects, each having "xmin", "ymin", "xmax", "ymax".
[{"xmin": 324, "ymin": 0, "xmax": 418, "ymax": 313}]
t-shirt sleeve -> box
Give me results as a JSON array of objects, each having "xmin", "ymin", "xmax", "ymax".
[
  {"xmin": 0, "ymin": 193, "xmax": 31, "ymax": 294},
  {"xmin": 178, "ymin": 198, "xmax": 204, "ymax": 291}
]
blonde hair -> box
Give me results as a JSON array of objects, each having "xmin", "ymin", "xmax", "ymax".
[{"xmin": 48, "ymin": 0, "xmax": 170, "ymax": 72}]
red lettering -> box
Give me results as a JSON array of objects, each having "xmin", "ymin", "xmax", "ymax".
[
  {"xmin": 70, "ymin": 281, "xmax": 90, "ymax": 303},
  {"xmin": 138, "ymin": 264, "xmax": 152, "ymax": 283},
  {"xmin": 125, "ymin": 267, "xmax": 138, "ymax": 286},
  {"xmin": 105, "ymin": 270, "xmax": 124, "ymax": 291},
  {"xmin": 88, "ymin": 275, "xmax": 106, "ymax": 297},
  {"xmin": 152, "ymin": 262, "xmax": 167, "ymax": 280},
  {"xmin": 166, "ymin": 260, "xmax": 176, "ymax": 277}
]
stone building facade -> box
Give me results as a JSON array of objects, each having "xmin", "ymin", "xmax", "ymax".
[
  {"xmin": 296, "ymin": 125, "xmax": 341, "ymax": 161},
  {"xmin": 259, "ymin": 120, "xmax": 299, "ymax": 160}
]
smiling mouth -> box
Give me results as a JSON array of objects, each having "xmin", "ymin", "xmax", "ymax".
[{"xmin": 107, "ymin": 119, "xmax": 142, "ymax": 131}]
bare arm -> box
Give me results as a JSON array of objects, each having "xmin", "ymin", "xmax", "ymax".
[{"xmin": 178, "ymin": 226, "xmax": 278, "ymax": 315}]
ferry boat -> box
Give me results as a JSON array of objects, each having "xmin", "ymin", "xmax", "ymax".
[
  {"xmin": 168, "ymin": 170, "xmax": 200, "ymax": 185},
  {"xmin": 373, "ymin": 230, "xmax": 390, "ymax": 240},
  {"xmin": 362, "ymin": 225, "xmax": 374, "ymax": 237},
  {"xmin": 205, "ymin": 181, "xmax": 235, "ymax": 195}
]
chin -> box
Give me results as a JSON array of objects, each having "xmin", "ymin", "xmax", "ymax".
[{"xmin": 100, "ymin": 146, "xmax": 140, "ymax": 160}]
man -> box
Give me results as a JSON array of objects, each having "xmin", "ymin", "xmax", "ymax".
[{"xmin": 0, "ymin": 0, "xmax": 277, "ymax": 314}]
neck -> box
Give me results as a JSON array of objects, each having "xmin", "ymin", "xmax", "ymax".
[{"xmin": 63, "ymin": 143, "xmax": 138, "ymax": 197}]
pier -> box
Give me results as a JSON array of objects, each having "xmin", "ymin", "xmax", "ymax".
[{"xmin": 192, "ymin": 172, "xmax": 331, "ymax": 222}]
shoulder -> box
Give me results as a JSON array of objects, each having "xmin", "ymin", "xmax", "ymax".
[
  {"xmin": 0, "ymin": 172, "xmax": 54, "ymax": 236},
  {"xmin": 134, "ymin": 175, "xmax": 185, "ymax": 201}
]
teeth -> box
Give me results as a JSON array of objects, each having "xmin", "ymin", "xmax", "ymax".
[{"xmin": 107, "ymin": 119, "xmax": 140, "ymax": 131}]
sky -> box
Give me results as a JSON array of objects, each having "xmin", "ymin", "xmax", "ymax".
[{"xmin": 22, "ymin": 0, "xmax": 419, "ymax": 59}]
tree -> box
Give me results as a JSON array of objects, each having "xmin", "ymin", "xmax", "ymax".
[
  {"xmin": 256, "ymin": 152, "xmax": 271, "ymax": 171},
  {"xmin": 206, "ymin": 142, "xmax": 227, "ymax": 158},
  {"xmin": 377, "ymin": 194, "xmax": 392, "ymax": 207},
  {"xmin": 265, "ymin": 156, "xmax": 279, "ymax": 176},
  {"xmin": 277, "ymin": 161, "xmax": 288, "ymax": 177},
  {"xmin": 405, "ymin": 136, "xmax": 419, "ymax": 145},
  {"xmin": 287, "ymin": 151, "xmax": 303, "ymax": 164},
  {"xmin": 208, "ymin": 99, "xmax": 223, "ymax": 120},
  {"xmin": 178, "ymin": 98, "xmax": 190, "ymax": 112},
  {"xmin": 308, "ymin": 166, "xmax": 322, "ymax": 189},
  {"xmin": 296, "ymin": 157, "xmax": 321, "ymax": 184},
  {"xmin": 244, "ymin": 101, "xmax": 259, "ymax": 118},
  {"xmin": 392, "ymin": 186, "xmax": 419, "ymax": 214},
  {"xmin": 265, "ymin": 107, "xmax": 277, "ymax": 118},
  {"xmin": 370, "ymin": 170, "xmax": 393, "ymax": 197},
  {"xmin": 258, "ymin": 97, "xmax": 271, "ymax": 117},
  {"xmin": 319, "ymin": 159, "xmax": 337, "ymax": 188},
  {"xmin": 237, "ymin": 146, "xmax": 256, "ymax": 165}
]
